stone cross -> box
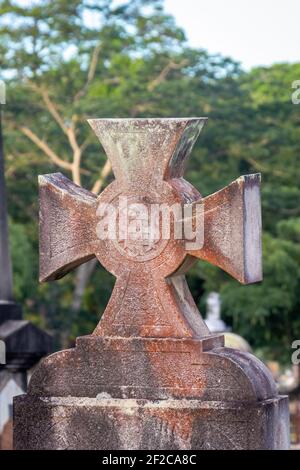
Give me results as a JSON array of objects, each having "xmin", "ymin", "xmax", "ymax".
[
  {"xmin": 15, "ymin": 118, "xmax": 289, "ymax": 451},
  {"xmin": 39, "ymin": 118, "xmax": 262, "ymax": 339}
]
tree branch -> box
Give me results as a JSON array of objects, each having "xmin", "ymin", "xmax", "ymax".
[
  {"xmin": 147, "ymin": 59, "xmax": 188, "ymax": 92},
  {"xmin": 80, "ymin": 136, "xmax": 91, "ymax": 152},
  {"xmin": 38, "ymin": 90, "xmax": 83, "ymax": 184},
  {"xmin": 64, "ymin": 121, "xmax": 82, "ymax": 185},
  {"xmin": 42, "ymin": 90, "xmax": 69, "ymax": 135},
  {"xmin": 91, "ymin": 158, "xmax": 112, "ymax": 194},
  {"xmin": 74, "ymin": 43, "xmax": 102, "ymax": 101},
  {"xmin": 28, "ymin": 82, "xmax": 69, "ymax": 136},
  {"xmin": 20, "ymin": 125, "xmax": 73, "ymax": 172}
]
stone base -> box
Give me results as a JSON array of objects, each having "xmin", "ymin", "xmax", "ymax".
[
  {"xmin": 14, "ymin": 395, "xmax": 289, "ymax": 450},
  {"xmin": 13, "ymin": 336, "xmax": 291, "ymax": 449}
]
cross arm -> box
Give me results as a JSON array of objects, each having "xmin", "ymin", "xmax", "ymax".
[
  {"xmin": 187, "ymin": 173, "xmax": 262, "ymax": 284},
  {"xmin": 39, "ymin": 173, "xmax": 98, "ymax": 282}
]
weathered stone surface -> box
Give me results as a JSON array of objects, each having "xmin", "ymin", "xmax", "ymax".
[
  {"xmin": 14, "ymin": 395, "xmax": 289, "ymax": 450},
  {"xmin": 38, "ymin": 119, "xmax": 261, "ymax": 339},
  {"xmin": 27, "ymin": 337, "xmax": 276, "ymax": 402},
  {"xmin": 14, "ymin": 118, "xmax": 289, "ymax": 450}
]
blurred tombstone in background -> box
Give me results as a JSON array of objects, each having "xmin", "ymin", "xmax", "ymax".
[
  {"xmin": 205, "ymin": 292, "xmax": 251, "ymax": 353},
  {"xmin": 205, "ymin": 292, "xmax": 228, "ymax": 333}
]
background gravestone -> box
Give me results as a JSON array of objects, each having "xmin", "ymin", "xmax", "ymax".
[
  {"xmin": 14, "ymin": 118, "xmax": 289, "ymax": 449},
  {"xmin": 204, "ymin": 292, "xmax": 229, "ymax": 333}
]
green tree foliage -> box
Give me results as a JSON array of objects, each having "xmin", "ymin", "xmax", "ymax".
[{"xmin": 0, "ymin": 1, "xmax": 299, "ymax": 361}]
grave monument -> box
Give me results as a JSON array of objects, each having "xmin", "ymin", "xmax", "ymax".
[{"xmin": 14, "ymin": 118, "xmax": 289, "ymax": 449}]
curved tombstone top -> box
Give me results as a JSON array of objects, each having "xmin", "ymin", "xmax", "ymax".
[{"xmin": 39, "ymin": 118, "xmax": 262, "ymax": 340}]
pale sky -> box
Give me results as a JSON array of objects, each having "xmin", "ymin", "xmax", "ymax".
[
  {"xmin": 164, "ymin": 0, "xmax": 300, "ymax": 70},
  {"xmin": 9, "ymin": 0, "xmax": 300, "ymax": 71}
]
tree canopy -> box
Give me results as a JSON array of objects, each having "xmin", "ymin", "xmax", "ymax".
[{"xmin": 1, "ymin": 0, "xmax": 299, "ymax": 363}]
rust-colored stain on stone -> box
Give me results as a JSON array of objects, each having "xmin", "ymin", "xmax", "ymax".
[
  {"xmin": 14, "ymin": 118, "xmax": 289, "ymax": 450},
  {"xmin": 39, "ymin": 118, "xmax": 262, "ymax": 338}
]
